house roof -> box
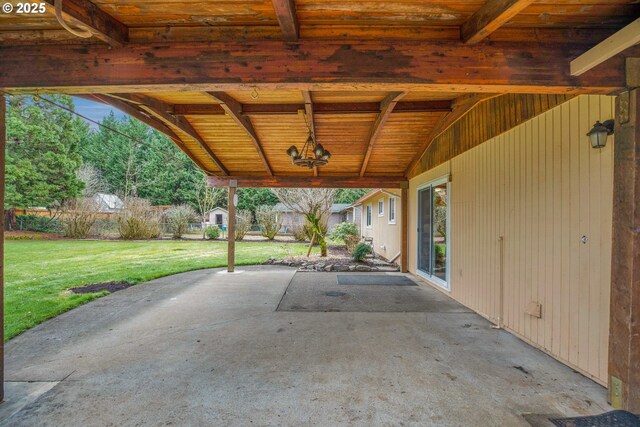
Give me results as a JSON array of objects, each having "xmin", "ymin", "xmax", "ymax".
[
  {"xmin": 275, "ymin": 203, "xmax": 351, "ymax": 214},
  {"xmin": 350, "ymin": 189, "xmax": 401, "ymax": 208},
  {"xmin": 94, "ymin": 193, "xmax": 124, "ymax": 210},
  {"xmin": 206, "ymin": 207, "xmax": 228, "ymax": 214}
]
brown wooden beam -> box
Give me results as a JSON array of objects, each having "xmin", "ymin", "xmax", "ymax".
[
  {"xmin": 111, "ymin": 94, "xmax": 229, "ymax": 175},
  {"xmin": 208, "ymin": 176, "xmax": 407, "ymax": 189},
  {"xmin": 173, "ymin": 100, "xmax": 452, "ymax": 116},
  {"xmin": 205, "ymin": 92, "xmax": 273, "ymax": 176},
  {"xmin": 609, "ymin": 88, "xmax": 640, "ymax": 412},
  {"xmin": 462, "ymin": 0, "xmax": 534, "ymax": 45},
  {"xmin": 35, "ymin": 0, "xmax": 128, "ymax": 47},
  {"xmin": 271, "ymin": 0, "xmax": 299, "ymax": 42},
  {"xmin": 404, "ymin": 94, "xmax": 497, "ymax": 176},
  {"xmin": 86, "ymin": 94, "xmax": 216, "ymax": 175},
  {"xmin": 0, "ymin": 94, "xmax": 6, "ymax": 402},
  {"xmin": 360, "ymin": 92, "xmax": 406, "ymax": 176},
  {"xmin": 227, "ymin": 181, "xmax": 237, "ymax": 273},
  {"xmin": 0, "ymin": 40, "xmax": 628, "ymax": 94},
  {"xmin": 400, "ymin": 183, "xmax": 408, "ymax": 273}
]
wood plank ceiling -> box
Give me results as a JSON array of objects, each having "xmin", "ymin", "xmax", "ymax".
[{"xmin": 1, "ymin": 1, "xmax": 639, "ymax": 185}]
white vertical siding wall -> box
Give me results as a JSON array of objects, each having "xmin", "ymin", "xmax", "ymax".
[
  {"xmin": 361, "ymin": 192, "xmax": 402, "ymax": 261},
  {"xmin": 408, "ymin": 95, "xmax": 614, "ymax": 384}
]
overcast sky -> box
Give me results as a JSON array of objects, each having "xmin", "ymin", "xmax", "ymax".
[{"xmin": 73, "ymin": 97, "xmax": 127, "ymax": 129}]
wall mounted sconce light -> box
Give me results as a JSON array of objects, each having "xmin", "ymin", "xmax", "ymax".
[{"xmin": 586, "ymin": 119, "xmax": 614, "ymax": 149}]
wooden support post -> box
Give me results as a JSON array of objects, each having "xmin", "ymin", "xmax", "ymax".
[
  {"xmin": 227, "ymin": 181, "xmax": 237, "ymax": 273},
  {"xmin": 0, "ymin": 95, "xmax": 5, "ymax": 401},
  {"xmin": 400, "ymin": 183, "xmax": 409, "ymax": 273},
  {"xmin": 609, "ymin": 88, "xmax": 640, "ymax": 411}
]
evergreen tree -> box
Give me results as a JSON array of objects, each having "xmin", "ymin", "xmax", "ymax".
[{"xmin": 5, "ymin": 95, "xmax": 87, "ymax": 209}]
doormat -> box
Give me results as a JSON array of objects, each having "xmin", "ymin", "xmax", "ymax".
[
  {"xmin": 337, "ymin": 275, "xmax": 417, "ymax": 286},
  {"xmin": 549, "ymin": 410, "xmax": 640, "ymax": 427}
]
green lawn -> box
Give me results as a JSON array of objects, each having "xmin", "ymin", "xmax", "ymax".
[{"xmin": 5, "ymin": 239, "xmax": 315, "ymax": 340}]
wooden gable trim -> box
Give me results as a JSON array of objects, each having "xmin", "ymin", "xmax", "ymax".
[
  {"xmin": 360, "ymin": 92, "xmax": 406, "ymax": 177},
  {"xmin": 38, "ymin": 0, "xmax": 128, "ymax": 47},
  {"xmin": 271, "ymin": 0, "xmax": 299, "ymax": 42},
  {"xmin": 205, "ymin": 92, "xmax": 274, "ymax": 176},
  {"xmin": 407, "ymin": 94, "xmax": 574, "ymax": 178},
  {"xmin": 404, "ymin": 94, "xmax": 497, "ymax": 175},
  {"xmin": 462, "ymin": 0, "xmax": 534, "ymax": 45}
]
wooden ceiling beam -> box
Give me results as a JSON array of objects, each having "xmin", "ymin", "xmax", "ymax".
[
  {"xmin": 271, "ymin": 0, "xmax": 299, "ymax": 42},
  {"xmin": 205, "ymin": 92, "xmax": 273, "ymax": 177},
  {"xmin": 87, "ymin": 94, "xmax": 216, "ymax": 175},
  {"xmin": 0, "ymin": 40, "xmax": 627, "ymax": 94},
  {"xmin": 35, "ymin": 0, "xmax": 128, "ymax": 47},
  {"xmin": 208, "ymin": 176, "xmax": 407, "ymax": 189},
  {"xmin": 462, "ymin": 0, "xmax": 534, "ymax": 45},
  {"xmin": 404, "ymin": 94, "xmax": 498, "ymax": 176},
  {"xmin": 173, "ymin": 100, "xmax": 452, "ymax": 116},
  {"xmin": 360, "ymin": 92, "xmax": 406, "ymax": 177},
  {"xmin": 113, "ymin": 93, "xmax": 229, "ymax": 176}
]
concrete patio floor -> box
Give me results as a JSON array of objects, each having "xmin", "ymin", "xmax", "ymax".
[{"xmin": 0, "ymin": 266, "xmax": 610, "ymax": 426}]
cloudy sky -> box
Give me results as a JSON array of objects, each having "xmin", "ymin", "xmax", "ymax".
[{"xmin": 73, "ymin": 97, "xmax": 127, "ymax": 129}]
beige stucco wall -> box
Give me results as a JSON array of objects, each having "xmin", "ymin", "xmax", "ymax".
[
  {"xmin": 408, "ymin": 95, "xmax": 614, "ymax": 384},
  {"xmin": 361, "ymin": 191, "xmax": 402, "ymax": 261}
]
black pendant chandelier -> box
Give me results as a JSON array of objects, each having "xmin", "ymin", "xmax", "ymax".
[{"xmin": 286, "ymin": 127, "xmax": 331, "ymax": 169}]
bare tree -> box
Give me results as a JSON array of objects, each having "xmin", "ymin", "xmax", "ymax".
[
  {"xmin": 77, "ymin": 164, "xmax": 107, "ymax": 197},
  {"xmin": 256, "ymin": 205, "xmax": 282, "ymax": 240},
  {"xmin": 271, "ymin": 188, "xmax": 335, "ymax": 257},
  {"xmin": 195, "ymin": 175, "xmax": 223, "ymax": 238},
  {"xmin": 60, "ymin": 197, "xmax": 100, "ymax": 238},
  {"xmin": 235, "ymin": 209, "xmax": 253, "ymax": 240}
]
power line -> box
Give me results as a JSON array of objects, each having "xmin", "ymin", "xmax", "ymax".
[{"xmin": 2, "ymin": 92, "xmax": 179, "ymax": 161}]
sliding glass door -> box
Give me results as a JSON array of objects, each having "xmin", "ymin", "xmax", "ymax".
[{"xmin": 417, "ymin": 179, "xmax": 449, "ymax": 289}]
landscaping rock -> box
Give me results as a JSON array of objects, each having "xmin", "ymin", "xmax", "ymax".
[
  {"xmin": 334, "ymin": 265, "xmax": 350, "ymax": 272},
  {"xmin": 324, "ymin": 264, "xmax": 333, "ymax": 272},
  {"xmin": 349, "ymin": 266, "xmax": 356, "ymax": 272},
  {"xmin": 355, "ymin": 265, "xmax": 372, "ymax": 272}
]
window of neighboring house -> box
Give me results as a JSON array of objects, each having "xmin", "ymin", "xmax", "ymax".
[
  {"xmin": 215, "ymin": 214, "xmax": 223, "ymax": 225},
  {"xmin": 378, "ymin": 199, "xmax": 384, "ymax": 216},
  {"xmin": 388, "ymin": 197, "xmax": 396, "ymax": 224},
  {"xmin": 366, "ymin": 204, "xmax": 372, "ymax": 228}
]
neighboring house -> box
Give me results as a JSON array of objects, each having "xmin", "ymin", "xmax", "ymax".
[
  {"xmin": 351, "ymin": 189, "xmax": 402, "ymax": 262},
  {"xmin": 275, "ymin": 203, "xmax": 351, "ymax": 233},
  {"xmin": 205, "ymin": 207, "xmax": 228, "ymax": 228},
  {"xmin": 93, "ymin": 193, "xmax": 124, "ymax": 213}
]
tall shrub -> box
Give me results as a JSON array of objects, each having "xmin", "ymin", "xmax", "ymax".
[
  {"xmin": 256, "ymin": 205, "xmax": 282, "ymax": 240},
  {"xmin": 60, "ymin": 198, "xmax": 100, "ymax": 238},
  {"xmin": 116, "ymin": 198, "xmax": 161, "ymax": 240},
  {"xmin": 234, "ymin": 210, "xmax": 253, "ymax": 241},
  {"xmin": 331, "ymin": 222, "xmax": 360, "ymax": 252},
  {"xmin": 164, "ymin": 204, "xmax": 198, "ymax": 239}
]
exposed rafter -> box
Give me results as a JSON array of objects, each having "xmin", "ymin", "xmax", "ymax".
[
  {"xmin": 0, "ymin": 40, "xmax": 628, "ymax": 95},
  {"xmin": 205, "ymin": 92, "xmax": 274, "ymax": 177},
  {"xmin": 34, "ymin": 0, "xmax": 128, "ymax": 47},
  {"xmin": 462, "ymin": 0, "xmax": 533, "ymax": 45},
  {"xmin": 571, "ymin": 17, "xmax": 640, "ymax": 76},
  {"xmin": 208, "ymin": 176, "xmax": 407, "ymax": 189},
  {"xmin": 86, "ymin": 94, "xmax": 216, "ymax": 175},
  {"xmin": 271, "ymin": 0, "xmax": 299, "ymax": 41},
  {"xmin": 360, "ymin": 92, "xmax": 406, "ymax": 177},
  {"xmin": 171, "ymin": 100, "xmax": 452, "ymax": 116},
  {"xmin": 404, "ymin": 94, "xmax": 498, "ymax": 176},
  {"xmin": 112, "ymin": 93, "xmax": 229, "ymax": 176}
]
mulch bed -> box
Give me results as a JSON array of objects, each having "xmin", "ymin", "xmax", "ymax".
[
  {"xmin": 70, "ymin": 282, "xmax": 133, "ymax": 294},
  {"xmin": 5, "ymin": 230, "xmax": 64, "ymax": 240}
]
